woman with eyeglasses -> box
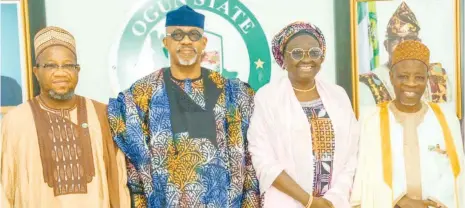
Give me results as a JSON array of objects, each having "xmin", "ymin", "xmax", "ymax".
[{"xmin": 247, "ymin": 22, "xmax": 359, "ymax": 208}]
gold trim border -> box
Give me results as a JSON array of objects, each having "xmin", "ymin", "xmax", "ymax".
[
  {"xmin": 350, "ymin": 0, "xmax": 359, "ymax": 118},
  {"xmin": 20, "ymin": 0, "xmax": 34, "ymax": 100},
  {"xmin": 455, "ymin": 0, "xmax": 462, "ymax": 119},
  {"xmin": 350, "ymin": 0, "xmax": 462, "ymax": 119},
  {"xmin": 1, "ymin": 0, "xmax": 33, "ymax": 115}
]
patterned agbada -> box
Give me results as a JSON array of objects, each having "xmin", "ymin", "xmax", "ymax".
[{"xmin": 107, "ymin": 68, "xmax": 260, "ymax": 208}]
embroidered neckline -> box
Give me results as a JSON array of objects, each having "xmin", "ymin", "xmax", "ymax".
[
  {"xmin": 37, "ymin": 96, "xmax": 78, "ymax": 118},
  {"xmin": 389, "ymin": 102, "xmax": 428, "ymax": 125},
  {"xmin": 170, "ymin": 71, "xmax": 203, "ymax": 82}
]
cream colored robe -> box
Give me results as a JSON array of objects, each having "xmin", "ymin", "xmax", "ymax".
[
  {"xmin": 0, "ymin": 98, "xmax": 130, "ymax": 208},
  {"xmin": 248, "ymin": 75, "xmax": 359, "ymax": 208},
  {"xmin": 0, "ymin": 185, "xmax": 7, "ymax": 208},
  {"xmin": 351, "ymin": 102, "xmax": 465, "ymax": 208}
]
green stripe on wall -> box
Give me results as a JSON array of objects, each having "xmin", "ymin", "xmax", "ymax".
[
  {"xmin": 27, "ymin": 0, "xmax": 47, "ymax": 96},
  {"xmin": 333, "ymin": 0, "xmax": 353, "ymax": 102}
]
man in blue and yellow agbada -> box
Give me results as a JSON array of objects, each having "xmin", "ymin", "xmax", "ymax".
[{"xmin": 107, "ymin": 5, "xmax": 261, "ymax": 208}]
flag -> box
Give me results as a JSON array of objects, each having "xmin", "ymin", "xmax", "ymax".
[{"xmin": 357, "ymin": 2, "xmax": 379, "ymax": 74}]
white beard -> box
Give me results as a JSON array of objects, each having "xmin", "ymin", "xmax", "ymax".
[
  {"xmin": 177, "ymin": 53, "xmax": 197, "ymax": 66},
  {"xmin": 175, "ymin": 46, "xmax": 198, "ymax": 66}
]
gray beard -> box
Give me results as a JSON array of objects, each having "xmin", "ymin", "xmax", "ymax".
[{"xmin": 48, "ymin": 90, "xmax": 75, "ymax": 100}]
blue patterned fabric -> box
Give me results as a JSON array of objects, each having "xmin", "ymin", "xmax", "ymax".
[{"xmin": 108, "ymin": 69, "xmax": 260, "ymax": 208}]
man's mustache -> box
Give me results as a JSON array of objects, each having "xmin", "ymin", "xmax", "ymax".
[{"xmin": 176, "ymin": 46, "xmax": 197, "ymax": 53}]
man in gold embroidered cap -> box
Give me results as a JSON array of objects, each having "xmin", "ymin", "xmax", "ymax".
[
  {"xmin": 351, "ymin": 40, "xmax": 465, "ymax": 208},
  {"xmin": 0, "ymin": 26, "xmax": 130, "ymax": 208},
  {"xmin": 359, "ymin": 1, "xmax": 452, "ymax": 109}
]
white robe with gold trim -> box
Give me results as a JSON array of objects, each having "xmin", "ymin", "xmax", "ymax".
[{"xmin": 351, "ymin": 103, "xmax": 465, "ymax": 208}]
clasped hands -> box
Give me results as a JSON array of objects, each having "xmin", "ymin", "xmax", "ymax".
[{"xmin": 397, "ymin": 196, "xmax": 445, "ymax": 208}]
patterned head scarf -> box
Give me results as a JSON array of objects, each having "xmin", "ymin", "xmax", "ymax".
[
  {"xmin": 386, "ymin": 2, "xmax": 420, "ymax": 38},
  {"xmin": 34, "ymin": 26, "xmax": 76, "ymax": 59},
  {"xmin": 391, "ymin": 40, "xmax": 429, "ymax": 68},
  {"xmin": 271, "ymin": 21, "xmax": 326, "ymax": 68}
]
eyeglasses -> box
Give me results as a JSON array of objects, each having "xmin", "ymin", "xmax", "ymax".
[
  {"xmin": 166, "ymin": 29, "xmax": 203, "ymax": 42},
  {"xmin": 36, "ymin": 63, "xmax": 80, "ymax": 72},
  {"xmin": 285, "ymin": 47, "xmax": 323, "ymax": 61}
]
